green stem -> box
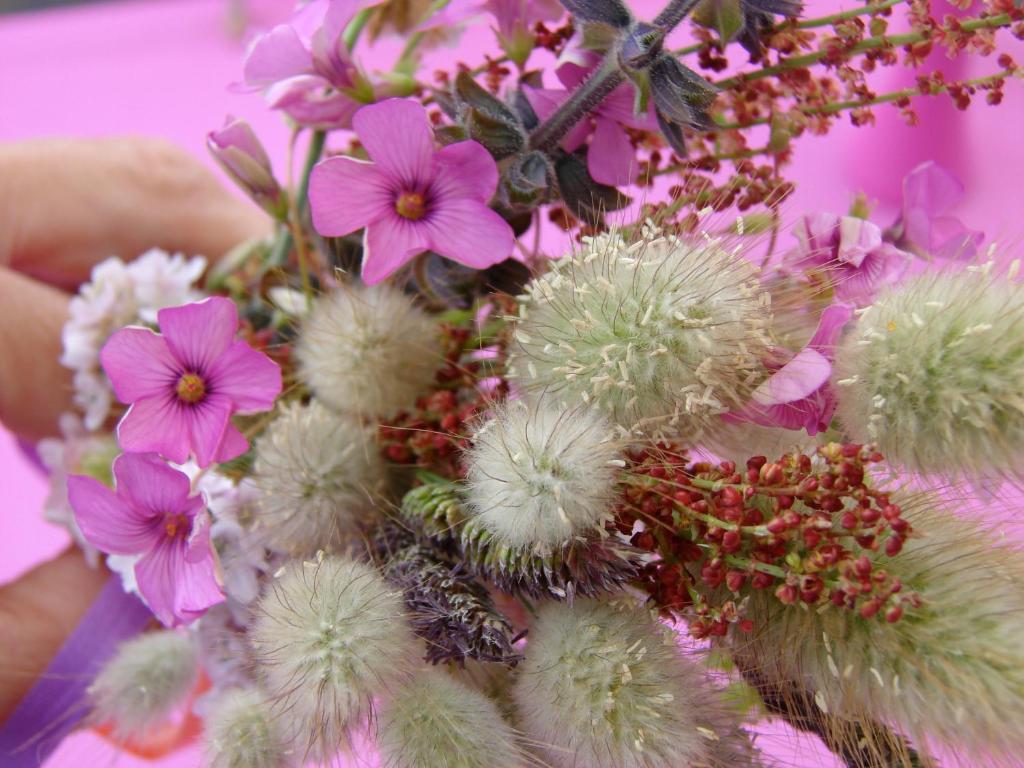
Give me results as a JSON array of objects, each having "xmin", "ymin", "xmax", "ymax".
[
  {"xmin": 717, "ymin": 68, "xmax": 1014, "ymax": 129},
  {"xmin": 670, "ymin": 0, "xmax": 904, "ymax": 57},
  {"xmin": 529, "ymin": 50, "xmax": 625, "ymax": 152},
  {"xmin": 795, "ymin": 0, "xmax": 904, "ymax": 29},
  {"xmin": 343, "ymin": 7, "xmax": 375, "ymax": 50},
  {"xmin": 295, "ymin": 130, "xmax": 326, "ymax": 216},
  {"xmin": 397, "ymin": 0, "xmax": 451, "ymax": 67},
  {"xmin": 716, "ymin": 12, "xmax": 1013, "ymax": 89},
  {"xmin": 266, "ymin": 130, "xmax": 327, "ymax": 269}
]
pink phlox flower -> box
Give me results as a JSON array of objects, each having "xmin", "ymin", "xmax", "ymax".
[
  {"xmin": 67, "ymin": 452, "xmax": 224, "ymax": 626},
  {"xmin": 100, "ymin": 296, "xmax": 282, "ymax": 468},
  {"xmin": 484, "ymin": 0, "xmax": 564, "ymax": 38},
  {"xmin": 889, "ymin": 160, "xmax": 984, "ymax": 260},
  {"xmin": 526, "ymin": 52, "xmax": 656, "ymax": 187},
  {"xmin": 308, "ymin": 98, "xmax": 515, "ymax": 284},
  {"xmin": 418, "ymin": 0, "xmax": 562, "ymax": 39},
  {"xmin": 789, "ymin": 213, "xmax": 911, "ymax": 305},
  {"xmin": 726, "ymin": 303, "xmax": 854, "ymax": 435},
  {"xmin": 242, "ymin": 0, "xmax": 368, "ymax": 128}
]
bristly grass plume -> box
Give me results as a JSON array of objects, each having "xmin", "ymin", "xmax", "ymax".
[
  {"xmin": 295, "ymin": 283, "xmax": 440, "ymax": 419},
  {"xmin": 205, "ymin": 687, "xmax": 291, "ymax": 768},
  {"xmin": 730, "ymin": 494, "xmax": 1024, "ymax": 765},
  {"xmin": 88, "ymin": 630, "xmax": 198, "ymax": 739},
  {"xmin": 465, "ymin": 398, "xmax": 622, "ymax": 550},
  {"xmin": 378, "ymin": 668, "xmax": 528, "ymax": 768},
  {"xmin": 252, "ymin": 400, "xmax": 385, "ymax": 555},
  {"xmin": 834, "ymin": 268, "xmax": 1024, "ymax": 481},
  {"xmin": 513, "ymin": 599, "xmax": 756, "ymax": 768},
  {"xmin": 508, "ymin": 223, "xmax": 771, "ymax": 441},
  {"xmin": 249, "ymin": 556, "xmax": 417, "ymax": 760}
]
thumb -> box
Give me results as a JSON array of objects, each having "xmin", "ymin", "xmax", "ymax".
[{"xmin": 0, "ymin": 548, "xmax": 109, "ymax": 724}]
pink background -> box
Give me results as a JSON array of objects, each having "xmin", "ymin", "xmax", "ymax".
[{"xmin": 0, "ymin": 0, "xmax": 1021, "ymax": 765}]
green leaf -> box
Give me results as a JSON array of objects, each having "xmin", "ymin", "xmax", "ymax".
[{"xmin": 693, "ymin": 0, "xmax": 745, "ymax": 44}]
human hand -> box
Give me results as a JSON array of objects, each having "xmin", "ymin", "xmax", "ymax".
[{"xmin": 0, "ymin": 137, "xmax": 269, "ymax": 723}]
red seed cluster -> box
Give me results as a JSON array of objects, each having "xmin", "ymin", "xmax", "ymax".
[
  {"xmin": 628, "ymin": 0, "xmax": 1021, "ymax": 236},
  {"xmin": 379, "ymin": 302, "xmax": 513, "ymax": 479},
  {"xmin": 617, "ymin": 443, "xmax": 922, "ymax": 639}
]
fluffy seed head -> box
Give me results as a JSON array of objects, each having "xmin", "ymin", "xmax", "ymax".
[
  {"xmin": 295, "ymin": 284, "xmax": 439, "ymax": 419},
  {"xmin": 205, "ymin": 687, "xmax": 292, "ymax": 768},
  {"xmin": 513, "ymin": 599, "xmax": 755, "ymax": 768},
  {"xmin": 249, "ymin": 556, "xmax": 417, "ymax": 759},
  {"xmin": 252, "ymin": 400, "xmax": 386, "ymax": 555},
  {"xmin": 88, "ymin": 630, "xmax": 197, "ymax": 739},
  {"xmin": 508, "ymin": 224, "xmax": 771, "ymax": 440},
  {"xmin": 465, "ymin": 398, "xmax": 622, "ymax": 550},
  {"xmin": 834, "ymin": 270, "xmax": 1024, "ymax": 481},
  {"xmin": 731, "ymin": 495, "xmax": 1024, "ymax": 763},
  {"xmin": 378, "ymin": 669, "xmax": 528, "ymax": 768}
]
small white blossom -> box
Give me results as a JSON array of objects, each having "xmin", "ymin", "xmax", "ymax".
[{"xmin": 36, "ymin": 413, "xmax": 118, "ymax": 565}]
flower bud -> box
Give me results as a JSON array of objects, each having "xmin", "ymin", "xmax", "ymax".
[{"xmin": 207, "ymin": 117, "xmax": 286, "ymax": 219}]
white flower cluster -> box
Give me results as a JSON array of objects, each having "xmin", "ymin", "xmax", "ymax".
[{"xmin": 61, "ymin": 249, "xmax": 206, "ymax": 430}]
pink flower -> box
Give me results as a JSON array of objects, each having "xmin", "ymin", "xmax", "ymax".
[
  {"xmin": 790, "ymin": 213, "xmax": 911, "ymax": 305},
  {"xmin": 527, "ymin": 54, "xmax": 656, "ymax": 187},
  {"xmin": 100, "ymin": 297, "xmax": 281, "ymax": 468},
  {"xmin": 309, "ymin": 98, "xmax": 515, "ymax": 284},
  {"xmin": 67, "ymin": 453, "xmax": 224, "ymax": 626},
  {"xmin": 242, "ymin": 0, "xmax": 367, "ymax": 129},
  {"xmin": 889, "ymin": 160, "xmax": 984, "ymax": 260},
  {"xmin": 727, "ymin": 304, "xmax": 854, "ymax": 435},
  {"xmin": 484, "ymin": 0, "xmax": 563, "ymax": 39}
]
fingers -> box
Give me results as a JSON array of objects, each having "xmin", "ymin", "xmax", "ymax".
[
  {"xmin": 0, "ymin": 137, "xmax": 271, "ymax": 290},
  {"xmin": 0, "ymin": 267, "xmax": 71, "ymax": 439},
  {"xmin": 0, "ymin": 548, "xmax": 109, "ymax": 724}
]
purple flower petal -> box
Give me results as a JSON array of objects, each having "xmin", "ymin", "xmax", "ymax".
[
  {"xmin": 930, "ymin": 216, "xmax": 985, "ymax": 261},
  {"xmin": 158, "ymin": 297, "xmax": 238, "ymax": 373},
  {"xmin": 309, "ymin": 156, "xmax": 395, "ymax": 237},
  {"xmin": 431, "ymin": 141, "xmax": 500, "ymax": 204},
  {"xmin": 422, "ymin": 198, "xmax": 515, "ymax": 271},
  {"xmin": 361, "ymin": 215, "xmax": 431, "ymax": 284},
  {"xmin": 903, "ymin": 160, "xmax": 965, "ymax": 222},
  {"xmin": 207, "ymin": 341, "xmax": 282, "ymax": 412},
  {"xmin": 808, "ymin": 303, "xmax": 855, "ymax": 353},
  {"xmin": 243, "ymin": 24, "xmax": 314, "ymax": 87},
  {"xmin": 899, "ymin": 161, "xmax": 983, "ymax": 260},
  {"xmin": 792, "ymin": 212, "xmax": 840, "ymax": 268},
  {"xmin": 832, "ymin": 245, "xmax": 908, "ymax": 304},
  {"xmin": 100, "ymin": 327, "xmax": 179, "ymax": 403},
  {"xmin": 67, "ymin": 475, "xmax": 159, "ymax": 555},
  {"xmin": 112, "ymin": 452, "xmax": 195, "ymax": 517},
  {"xmin": 135, "ymin": 534, "xmax": 223, "ymax": 627},
  {"xmin": 215, "ymin": 423, "xmax": 250, "ymax": 464},
  {"xmin": 353, "ymin": 99, "xmax": 436, "ymax": 189},
  {"xmin": 267, "ymin": 75, "xmax": 362, "ymax": 129},
  {"xmin": 836, "ymin": 217, "xmax": 883, "ymax": 268},
  {"xmin": 598, "ymin": 84, "xmax": 655, "ymax": 131},
  {"xmin": 183, "ymin": 393, "xmax": 235, "ymax": 469},
  {"xmin": 751, "ymin": 348, "xmax": 832, "ymax": 406},
  {"xmin": 311, "ymin": 0, "xmax": 360, "ymax": 83},
  {"xmin": 524, "ymin": 86, "xmax": 591, "ymax": 149},
  {"xmin": 118, "ymin": 395, "xmax": 192, "ymax": 464},
  {"xmin": 587, "ymin": 117, "xmax": 637, "ymax": 187}
]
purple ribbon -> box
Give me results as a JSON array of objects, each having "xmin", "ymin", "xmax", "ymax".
[{"xmin": 0, "ymin": 576, "xmax": 152, "ymax": 766}]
